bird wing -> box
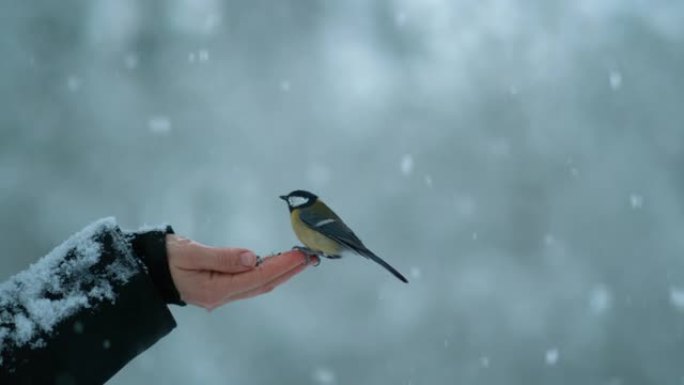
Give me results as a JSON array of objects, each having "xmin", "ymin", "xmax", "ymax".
[
  {"xmin": 299, "ymin": 202, "xmax": 409, "ymax": 283},
  {"xmin": 298, "ymin": 206, "xmax": 367, "ymax": 253}
]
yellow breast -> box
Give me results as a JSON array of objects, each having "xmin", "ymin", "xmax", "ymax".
[{"xmin": 291, "ymin": 210, "xmax": 343, "ymax": 255}]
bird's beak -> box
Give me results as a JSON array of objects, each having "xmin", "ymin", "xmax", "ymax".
[{"xmin": 279, "ymin": 195, "xmax": 288, "ymax": 201}]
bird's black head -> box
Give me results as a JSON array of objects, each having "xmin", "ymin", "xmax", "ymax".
[{"xmin": 279, "ymin": 190, "xmax": 318, "ymax": 211}]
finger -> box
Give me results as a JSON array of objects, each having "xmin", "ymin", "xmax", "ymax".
[
  {"xmin": 212, "ymin": 250, "xmax": 309, "ymax": 295},
  {"xmin": 258, "ymin": 251, "xmax": 320, "ymax": 267},
  {"xmin": 186, "ymin": 246, "xmax": 258, "ymax": 273},
  {"xmin": 224, "ymin": 261, "xmax": 309, "ymax": 303},
  {"xmin": 204, "ymin": 254, "xmax": 308, "ymax": 309},
  {"xmin": 167, "ymin": 235, "xmax": 258, "ymax": 273}
]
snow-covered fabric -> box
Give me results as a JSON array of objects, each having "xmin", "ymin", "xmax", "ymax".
[
  {"xmin": 0, "ymin": 218, "xmax": 177, "ymax": 384},
  {"xmin": 0, "ymin": 218, "xmax": 134, "ymax": 355}
]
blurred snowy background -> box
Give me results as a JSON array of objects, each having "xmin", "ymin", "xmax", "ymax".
[{"xmin": 2, "ymin": 0, "xmax": 684, "ymax": 384}]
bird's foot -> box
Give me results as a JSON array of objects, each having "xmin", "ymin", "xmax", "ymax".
[{"xmin": 292, "ymin": 246, "xmax": 321, "ymax": 266}]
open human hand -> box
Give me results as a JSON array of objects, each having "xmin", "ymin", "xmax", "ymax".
[{"xmin": 166, "ymin": 234, "xmax": 317, "ymax": 310}]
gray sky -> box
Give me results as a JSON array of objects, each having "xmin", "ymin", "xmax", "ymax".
[{"xmin": 1, "ymin": 1, "xmax": 684, "ymax": 384}]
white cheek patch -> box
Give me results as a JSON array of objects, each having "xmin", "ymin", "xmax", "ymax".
[
  {"xmin": 288, "ymin": 196, "xmax": 309, "ymax": 207},
  {"xmin": 314, "ymin": 219, "xmax": 336, "ymax": 227}
]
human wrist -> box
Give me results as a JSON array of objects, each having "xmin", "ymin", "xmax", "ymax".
[{"xmin": 128, "ymin": 226, "xmax": 186, "ymax": 306}]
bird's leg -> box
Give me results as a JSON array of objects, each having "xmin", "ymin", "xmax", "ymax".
[{"xmin": 292, "ymin": 246, "xmax": 321, "ymax": 266}]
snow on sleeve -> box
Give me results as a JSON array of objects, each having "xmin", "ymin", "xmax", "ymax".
[{"xmin": 0, "ymin": 217, "xmax": 139, "ymax": 355}]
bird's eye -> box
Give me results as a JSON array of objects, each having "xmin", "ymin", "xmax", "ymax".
[{"xmin": 288, "ymin": 196, "xmax": 309, "ymax": 207}]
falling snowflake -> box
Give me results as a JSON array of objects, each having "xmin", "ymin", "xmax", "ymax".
[
  {"xmin": 148, "ymin": 116, "xmax": 172, "ymax": 134},
  {"xmin": 424, "ymin": 175, "xmax": 433, "ymax": 188},
  {"xmin": 629, "ymin": 194, "xmax": 644, "ymax": 209},
  {"xmin": 545, "ymin": 348, "xmax": 559, "ymax": 366},
  {"xmin": 609, "ymin": 70, "xmax": 622, "ymax": 90},
  {"xmin": 401, "ymin": 154, "xmax": 414, "ymax": 176},
  {"xmin": 67, "ymin": 76, "xmax": 82, "ymax": 92},
  {"xmin": 669, "ymin": 287, "xmax": 684, "ymax": 310},
  {"xmin": 410, "ymin": 267, "xmax": 422, "ymax": 280},
  {"xmin": 589, "ymin": 284, "xmax": 612, "ymax": 314},
  {"xmin": 124, "ymin": 53, "xmax": 139, "ymax": 69},
  {"xmin": 395, "ymin": 11, "xmax": 407, "ymax": 27},
  {"xmin": 312, "ymin": 367, "xmax": 336, "ymax": 385}
]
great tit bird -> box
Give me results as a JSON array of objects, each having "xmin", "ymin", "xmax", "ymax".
[{"xmin": 279, "ymin": 190, "xmax": 408, "ymax": 283}]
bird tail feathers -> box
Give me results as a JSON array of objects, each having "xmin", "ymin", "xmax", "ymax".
[{"xmin": 359, "ymin": 248, "xmax": 408, "ymax": 284}]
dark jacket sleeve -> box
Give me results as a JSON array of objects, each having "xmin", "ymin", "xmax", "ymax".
[{"xmin": 0, "ymin": 218, "xmax": 180, "ymax": 385}]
